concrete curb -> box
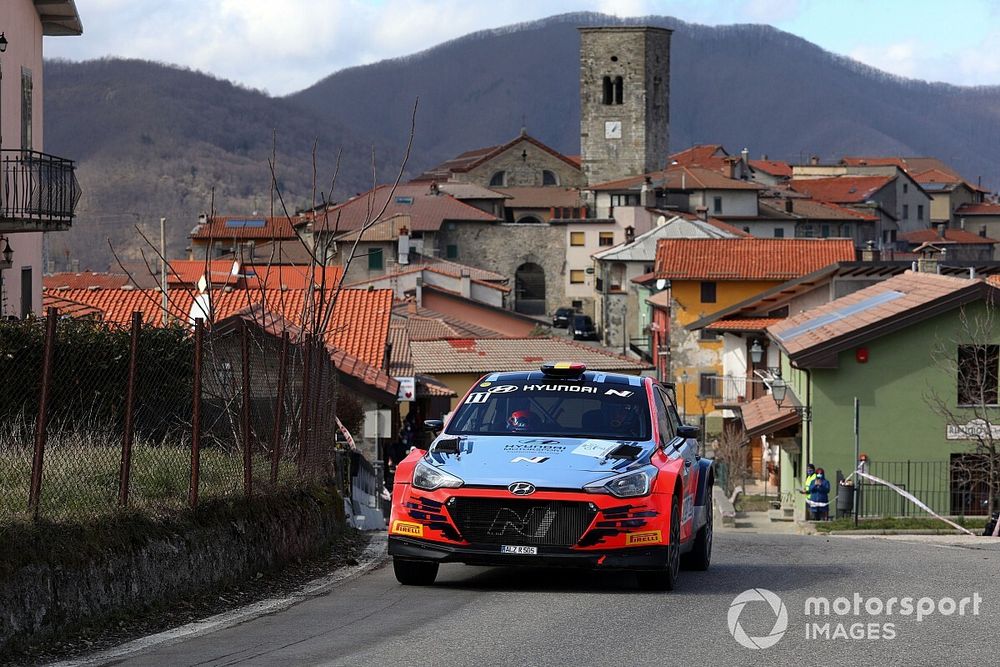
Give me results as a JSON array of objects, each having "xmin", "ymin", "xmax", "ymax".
[
  {"xmin": 822, "ymin": 529, "xmax": 982, "ymax": 536},
  {"xmin": 52, "ymin": 533, "xmax": 389, "ymax": 667}
]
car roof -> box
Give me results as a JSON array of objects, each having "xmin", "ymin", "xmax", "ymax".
[{"xmin": 480, "ymin": 369, "xmax": 649, "ymax": 387}]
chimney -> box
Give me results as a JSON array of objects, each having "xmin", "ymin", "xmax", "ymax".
[
  {"xmin": 625, "ymin": 226, "xmax": 636, "ymax": 243},
  {"xmin": 397, "ymin": 221, "xmax": 411, "ymax": 265},
  {"xmin": 198, "ymin": 213, "xmax": 208, "ymax": 225},
  {"xmin": 429, "ymin": 181, "xmax": 439, "ymax": 195},
  {"xmin": 695, "ymin": 205, "xmax": 709, "ymax": 221},
  {"xmin": 784, "ymin": 199, "xmax": 793, "ymax": 213},
  {"xmin": 810, "ymin": 155, "xmax": 820, "ymax": 166},
  {"xmin": 861, "ymin": 240, "xmax": 880, "ymax": 262},
  {"xmin": 460, "ymin": 270, "xmax": 472, "ymax": 298},
  {"xmin": 640, "ymin": 176, "xmax": 654, "ymax": 207},
  {"xmin": 415, "ymin": 276, "xmax": 423, "ymax": 307},
  {"xmin": 727, "ymin": 159, "xmax": 737, "ymax": 180},
  {"xmin": 406, "ymin": 298, "xmax": 417, "ymax": 315},
  {"xmin": 916, "ymin": 245, "xmax": 941, "ymax": 274},
  {"xmin": 71, "ymin": 258, "xmax": 80, "ymax": 273},
  {"xmin": 935, "ymin": 222, "xmax": 947, "ymax": 239},
  {"xmin": 741, "ymin": 147, "xmax": 749, "ymax": 164}
]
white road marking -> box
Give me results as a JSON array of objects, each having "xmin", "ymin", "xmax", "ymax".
[{"xmin": 51, "ymin": 533, "xmax": 389, "ymax": 667}]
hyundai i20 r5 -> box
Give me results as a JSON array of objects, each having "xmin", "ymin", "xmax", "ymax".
[{"xmin": 388, "ymin": 362, "xmax": 714, "ymax": 590}]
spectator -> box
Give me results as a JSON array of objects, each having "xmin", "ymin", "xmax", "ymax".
[{"xmin": 808, "ymin": 467, "xmax": 831, "ymax": 521}]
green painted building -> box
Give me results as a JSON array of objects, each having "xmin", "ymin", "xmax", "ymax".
[{"xmin": 767, "ymin": 270, "xmax": 1000, "ymax": 520}]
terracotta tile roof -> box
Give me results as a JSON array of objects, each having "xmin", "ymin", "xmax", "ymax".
[
  {"xmin": 342, "ymin": 265, "xmax": 511, "ymax": 294},
  {"xmin": 190, "ymin": 216, "xmax": 298, "ymax": 241},
  {"xmin": 410, "ymin": 337, "xmax": 652, "ymax": 374},
  {"xmin": 329, "ymin": 214, "xmax": 410, "ymax": 243},
  {"xmin": 413, "ymin": 133, "xmax": 581, "ymax": 182},
  {"xmin": 43, "ymin": 272, "xmax": 131, "ymax": 290},
  {"xmin": 495, "ymin": 187, "xmax": 582, "ymax": 209},
  {"xmin": 414, "ymin": 256, "xmax": 508, "ymax": 283},
  {"xmin": 591, "ymin": 165, "xmax": 764, "ymax": 192},
  {"xmin": 738, "ymin": 393, "xmax": 801, "ymax": 439},
  {"xmin": 416, "ymin": 374, "xmax": 457, "ymax": 398},
  {"xmin": 758, "ymin": 197, "xmax": 879, "ymax": 222},
  {"xmin": 391, "ymin": 300, "xmax": 507, "ymax": 339},
  {"xmin": 768, "ymin": 271, "xmax": 983, "ymax": 361},
  {"xmin": 166, "ymin": 260, "xmax": 240, "ymax": 286},
  {"xmin": 788, "ymin": 176, "xmax": 894, "ymax": 203},
  {"xmin": 956, "ymin": 203, "xmax": 1000, "ymax": 216},
  {"xmin": 840, "ymin": 156, "xmax": 963, "ymax": 180},
  {"xmin": 329, "ymin": 347, "xmax": 399, "ymax": 397},
  {"xmin": 41, "ymin": 293, "xmax": 104, "ymax": 319},
  {"xmin": 434, "ymin": 183, "xmax": 509, "ymax": 200},
  {"xmin": 387, "ymin": 319, "xmax": 414, "ymax": 376},
  {"xmin": 312, "ymin": 184, "xmax": 498, "ymax": 233},
  {"xmin": 406, "ymin": 317, "xmax": 462, "ymax": 341},
  {"xmin": 706, "ymin": 318, "xmax": 785, "ymax": 332},
  {"xmin": 242, "ymin": 264, "xmax": 344, "ymax": 290},
  {"xmin": 653, "ymin": 238, "xmax": 856, "ymax": 281},
  {"xmin": 900, "ymin": 228, "xmax": 998, "ymax": 246},
  {"xmin": 42, "ymin": 287, "xmax": 394, "ymax": 368},
  {"xmin": 669, "ymin": 144, "xmax": 729, "ymax": 171},
  {"xmin": 749, "ymin": 159, "xmax": 793, "ymax": 178}
]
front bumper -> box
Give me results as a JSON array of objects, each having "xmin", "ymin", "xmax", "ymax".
[{"xmin": 389, "ymin": 535, "xmax": 669, "ymax": 570}]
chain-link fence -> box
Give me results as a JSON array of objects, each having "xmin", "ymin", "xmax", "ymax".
[{"xmin": 0, "ymin": 308, "xmax": 347, "ymax": 525}]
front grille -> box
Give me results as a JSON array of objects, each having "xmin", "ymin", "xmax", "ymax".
[{"xmin": 447, "ymin": 498, "xmax": 597, "ymax": 547}]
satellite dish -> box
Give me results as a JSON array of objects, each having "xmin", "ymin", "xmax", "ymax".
[
  {"xmin": 655, "ymin": 278, "xmax": 667, "ymax": 290},
  {"xmin": 656, "ymin": 215, "xmax": 667, "ymax": 227},
  {"xmin": 190, "ymin": 292, "xmax": 213, "ymax": 326}
]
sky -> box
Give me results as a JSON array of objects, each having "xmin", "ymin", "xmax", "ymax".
[{"xmin": 45, "ymin": 0, "xmax": 1000, "ymax": 96}]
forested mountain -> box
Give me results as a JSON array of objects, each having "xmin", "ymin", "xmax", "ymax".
[{"xmin": 45, "ymin": 12, "xmax": 1000, "ymax": 269}]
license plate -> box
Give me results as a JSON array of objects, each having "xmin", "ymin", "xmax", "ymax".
[{"xmin": 501, "ymin": 545, "xmax": 538, "ymax": 555}]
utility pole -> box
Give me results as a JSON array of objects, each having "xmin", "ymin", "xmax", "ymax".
[
  {"xmin": 854, "ymin": 396, "xmax": 860, "ymax": 527},
  {"xmin": 160, "ymin": 217, "xmax": 168, "ymax": 326}
]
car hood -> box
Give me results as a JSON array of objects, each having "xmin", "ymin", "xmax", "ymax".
[{"xmin": 423, "ymin": 435, "xmax": 655, "ymax": 489}]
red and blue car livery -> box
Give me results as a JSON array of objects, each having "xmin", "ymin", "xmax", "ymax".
[{"xmin": 388, "ymin": 362, "xmax": 714, "ymax": 590}]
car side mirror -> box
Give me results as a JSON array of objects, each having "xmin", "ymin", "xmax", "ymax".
[
  {"xmin": 424, "ymin": 419, "xmax": 443, "ymax": 433},
  {"xmin": 677, "ymin": 424, "xmax": 700, "ymax": 440}
]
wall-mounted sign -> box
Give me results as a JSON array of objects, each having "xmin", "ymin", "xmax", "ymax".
[
  {"xmin": 396, "ymin": 376, "xmax": 415, "ymax": 402},
  {"xmin": 946, "ymin": 419, "xmax": 1000, "ymax": 440}
]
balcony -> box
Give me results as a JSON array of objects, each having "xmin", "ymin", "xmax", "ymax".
[
  {"xmin": 0, "ymin": 150, "xmax": 81, "ymax": 232},
  {"xmin": 702, "ymin": 374, "xmax": 771, "ymax": 410}
]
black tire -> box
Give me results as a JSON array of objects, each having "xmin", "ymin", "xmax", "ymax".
[
  {"xmin": 682, "ymin": 486, "xmax": 712, "ymax": 571},
  {"xmin": 637, "ymin": 493, "xmax": 681, "ymax": 591},
  {"xmin": 393, "ymin": 558, "xmax": 439, "ymax": 586}
]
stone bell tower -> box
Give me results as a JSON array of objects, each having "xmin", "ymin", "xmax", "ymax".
[{"xmin": 579, "ymin": 27, "xmax": 671, "ymax": 186}]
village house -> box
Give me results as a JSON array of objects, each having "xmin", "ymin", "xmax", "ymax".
[
  {"xmin": 188, "ymin": 215, "xmax": 304, "ymax": 262},
  {"xmin": 0, "ymin": 1, "xmax": 83, "ymax": 319}
]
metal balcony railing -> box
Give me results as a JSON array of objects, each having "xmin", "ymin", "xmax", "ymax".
[
  {"xmin": 701, "ymin": 374, "xmax": 771, "ymax": 406},
  {"xmin": 0, "ymin": 150, "xmax": 81, "ymax": 231}
]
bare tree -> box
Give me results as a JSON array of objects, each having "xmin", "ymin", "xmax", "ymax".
[
  {"xmin": 714, "ymin": 422, "xmax": 752, "ymax": 497},
  {"xmin": 926, "ymin": 302, "xmax": 1000, "ymax": 516}
]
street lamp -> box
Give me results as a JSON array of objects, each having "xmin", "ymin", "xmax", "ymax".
[
  {"xmin": 750, "ymin": 339, "xmax": 764, "ymax": 364},
  {"xmin": 680, "ymin": 370, "xmax": 689, "ymax": 424},
  {"xmin": 770, "ymin": 376, "xmax": 811, "ymax": 420}
]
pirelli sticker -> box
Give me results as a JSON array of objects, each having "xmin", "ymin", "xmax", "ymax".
[
  {"xmin": 390, "ymin": 520, "xmax": 424, "ymax": 537},
  {"xmin": 625, "ymin": 530, "xmax": 662, "ymax": 546}
]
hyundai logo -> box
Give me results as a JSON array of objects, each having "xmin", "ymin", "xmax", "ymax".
[{"xmin": 508, "ymin": 481, "xmax": 536, "ymax": 495}]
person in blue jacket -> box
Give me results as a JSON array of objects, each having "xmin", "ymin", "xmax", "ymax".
[{"xmin": 808, "ymin": 468, "xmax": 832, "ymax": 521}]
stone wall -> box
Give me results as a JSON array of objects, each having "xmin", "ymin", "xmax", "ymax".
[
  {"xmin": 454, "ymin": 137, "xmax": 584, "ymax": 189},
  {"xmin": 0, "ymin": 488, "xmax": 345, "ymax": 653},
  {"xmin": 437, "ymin": 222, "xmax": 567, "ymax": 316},
  {"xmin": 579, "ymin": 27, "xmax": 671, "ymax": 186}
]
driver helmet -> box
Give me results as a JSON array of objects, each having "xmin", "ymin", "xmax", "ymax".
[
  {"xmin": 609, "ymin": 404, "xmax": 636, "ymax": 429},
  {"xmin": 507, "ymin": 409, "xmax": 538, "ymax": 432}
]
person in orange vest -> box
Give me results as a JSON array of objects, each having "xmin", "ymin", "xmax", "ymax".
[{"xmin": 808, "ymin": 468, "xmax": 831, "ymax": 521}]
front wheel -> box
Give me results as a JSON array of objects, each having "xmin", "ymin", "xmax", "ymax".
[
  {"xmin": 637, "ymin": 493, "xmax": 681, "ymax": 591},
  {"xmin": 682, "ymin": 490, "xmax": 712, "ymax": 571},
  {"xmin": 393, "ymin": 558, "xmax": 439, "ymax": 586}
]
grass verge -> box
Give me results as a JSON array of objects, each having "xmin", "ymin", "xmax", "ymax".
[{"xmin": 813, "ymin": 516, "xmax": 989, "ymax": 533}]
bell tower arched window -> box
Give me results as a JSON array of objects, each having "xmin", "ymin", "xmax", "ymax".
[
  {"xmin": 602, "ymin": 76, "xmax": 613, "ymax": 105},
  {"xmin": 614, "ymin": 76, "xmax": 623, "ymax": 104}
]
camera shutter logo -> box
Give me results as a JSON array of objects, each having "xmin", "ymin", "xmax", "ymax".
[{"xmin": 727, "ymin": 588, "xmax": 788, "ymax": 649}]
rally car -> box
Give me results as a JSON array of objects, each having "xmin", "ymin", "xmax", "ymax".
[{"xmin": 388, "ymin": 362, "xmax": 714, "ymax": 590}]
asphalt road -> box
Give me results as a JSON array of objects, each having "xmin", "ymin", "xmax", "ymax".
[{"xmin": 106, "ymin": 533, "xmax": 998, "ymax": 666}]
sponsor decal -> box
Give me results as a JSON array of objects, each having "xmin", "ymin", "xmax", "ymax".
[
  {"xmin": 625, "ymin": 530, "xmax": 662, "ymax": 545},
  {"xmin": 682, "ymin": 494, "xmax": 695, "ymax": 525},
  {"xmin": 479, "ymin": 382, "xmax": 492, "ymax": 387},
  {"xmin": 522, "ymin": 384, "xmax": 597, "ymax": 394},
  {"xmin": 604, "ymin": 389, "xmax": 634, "ymax": 397},
  {"xmin": 463, "ymin": 384, "xmax": 519, "ymax": 404},
  {"xmin": 508, "ymin": 481, "xmax": 537, "ymax": 495},
  {"xmin": 489, "ymin": 385, "xmax": 519, "ymax": 393},
  {"xmin": 504, "ymin": 442, "xmax": 566, "ymax": 453},
  {"xmin": 571, "ymin": 439, "xmax": 618, "ymax": 458},
  {"xmin": 390, "ymin": 520, "xmax": 424, "ymax": 537},
  {"xmin": 465, "ymin": 392, "xmax": 491, "ymax": 404},
  {"xmin": 511, "ymin": 456, "xmax": 549, "ymax": 464}
]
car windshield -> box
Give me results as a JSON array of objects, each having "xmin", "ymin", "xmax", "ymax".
[
  {"xmin": 573, "ymin": 316, "xmax": 592, "ymax": 327},
  {"xmin": 447, "ymin": 379, "xmax": 651, "ymax": 440}
]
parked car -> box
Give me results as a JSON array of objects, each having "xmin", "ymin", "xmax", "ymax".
[
  {"xmin": 552, "ymin": 307, "xmax": 575, "ymax": 328},
  {"xmin": 571, "ymin": 314, "xmax": 598, "ymax": 341},
  {"xmin": 388, "ymin": 362, "xmax": 713, "ymax": 590}
]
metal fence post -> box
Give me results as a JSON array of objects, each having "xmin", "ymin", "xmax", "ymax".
[
  {"xmin": 270, "ymin": 331, "xmax": 289, "ymax": 485},
  {"xmin": 299, "ymin": 335, "xmax": 313, "ymax": 469},
  {"xmin": 118, "ymin": 311, "xmax": 141, "ymax": 507},
  {"xmin": 189, "ymin": 318, "xmax": 204, "ymax": 508},
  {"xmin": 241, "ymin": 319, "xmax": 252, "ymax": 498},
  {"xmin": 28, "ymin": 307, "xmax": 58, "ymax": 519}
]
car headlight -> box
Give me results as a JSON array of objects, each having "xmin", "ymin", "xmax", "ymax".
[
  {"xmin": 585, "ymin": 467, "xmax": 656, "ymax": 498},
  {"xmin": 412, "ymin": 460, "xmax": 464, "ymax": 491}
]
